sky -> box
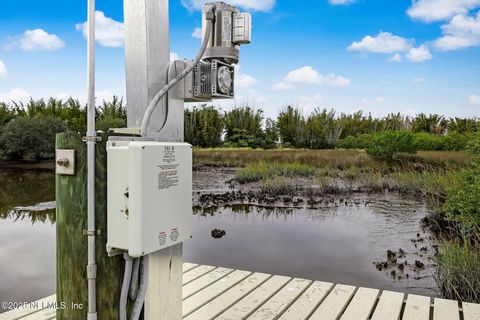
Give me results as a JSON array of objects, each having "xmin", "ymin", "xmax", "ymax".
[{"xmin": 0, "ymin": 0, "xmax": 479, "ymax": 119}]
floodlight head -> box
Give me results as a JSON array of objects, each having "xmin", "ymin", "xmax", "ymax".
[{"xmin": 202, "ymin": 2, "xmax": 252, "ymax": 64}]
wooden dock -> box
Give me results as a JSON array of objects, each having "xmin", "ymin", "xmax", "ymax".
[{"xmin": 2, "ymin": 263, "xmax": 480, "ymax": 320}]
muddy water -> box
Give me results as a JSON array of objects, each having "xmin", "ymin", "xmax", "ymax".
[
  {"xmin": 0, "ymin": 167, "xmax": 438, "ymax": 309},
  {"xmin": 185, "ymin": 196, "xmax": 438, "ymax": 296}
]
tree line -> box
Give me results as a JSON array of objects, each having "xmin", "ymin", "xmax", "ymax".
[{"xmin": 1, "ymin": 98, "xmax": 479, "ymax": 160}]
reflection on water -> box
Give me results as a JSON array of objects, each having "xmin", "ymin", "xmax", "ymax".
[
  {"xmin": 0, "ymin": 168, "xmax": 438, "ymax": 309},
  {"xmin": 0, "ymin": 169, "xmax": 56, "ymax": 307},
  {"xmin": 186, "ymin": 194, "xmax": 439, "ymax": 296}
]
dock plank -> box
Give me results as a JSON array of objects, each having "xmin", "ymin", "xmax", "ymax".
[
  {"xmin": 370, "ymin": 291, "xmax": 404, "ymax": 320},
  {"xmin": 2, "ymin": 263, "xmax": 480, "ymax": 320},
  {"xmin": 308, "ymin": 284, "xmax": 356, "ymax": 320},
  {"xmin": 182, "ymin": 270, "xmax": 252, "ymax": 317},
  {"xmin": 183, "ymin": 263, "xmax": 199, "ymax": 273},
  {"xmin": 340, "ymin": 287, "xmax": 379, "ymax": 320},
  {"xmin": 0, "ymin": 295, "xmax": 56, "ymax": 320},
  {"xmin": 433, "ymin": 298, "xmax": 460, "ymax": 320},
  {"xmin": 463, "ymin": 302, "xmax": 480, "ymax": 320},
  {"xmin": 278, "ymin": 281, "xmax": 334, "ymax": 320},
  {"xmin": 402, "ymin": 294, "xmax": 431, "ymax": 320},
  {"xmin": 183, "ymin": 273, "xmax": 271, "ymax": 320},
  {"xmin": 183, "ymin": 267, "xmax": 233, "ymax": 299},
  {"xmin": 216, "ymin": 275, "xmax": 291, "ymax": 320},
  {"xmin": 247, "ymin": 278, "xmax": 311, "ymax": 320},
  {"xmin": 182, "ymin": 265, "xmax": 216, "ymax": 285}
]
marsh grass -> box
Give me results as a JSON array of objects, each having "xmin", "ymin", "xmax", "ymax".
[
  {"xmin": 435, "ymin": 239, "xmax": 480, "ymax": 303},
  {"xmin": 236, "ymin": 161, "xmax": 314, "ymax": 183},
  {"xmin": 260, "ymin": 176, "xmax": 298, "ymax": 196}
]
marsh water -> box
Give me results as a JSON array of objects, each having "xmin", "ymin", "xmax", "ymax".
[{"xmin": 0, "ymin": 167, "xmax": 439, "ymax": 309}]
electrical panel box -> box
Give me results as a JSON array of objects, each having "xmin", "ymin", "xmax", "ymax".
[
  {"xmin": 107, "ymin": 141, "xmax": 192, "ymax": 257},
  {"xmin": 233, "ymin": 13, "xmax": 251, "ymax": 45}
]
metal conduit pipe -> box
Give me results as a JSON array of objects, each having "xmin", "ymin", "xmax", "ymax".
[
  {"xmin": 86, "ymin": 0, "xmax": 97, "ymax": 319},
  {"xmin": 139, "ymin": 4, "xmax": 215, "ymax": 137}
]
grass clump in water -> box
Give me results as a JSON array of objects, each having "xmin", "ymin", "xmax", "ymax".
[
  {"xmin": 260, "ymin": 176, "xmax": 298, "ymax": 196},
  {"xmin": 236, "ymin": 161, "xmax": 314, "ymax": 184}
]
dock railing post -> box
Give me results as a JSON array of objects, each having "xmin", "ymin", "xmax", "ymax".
[{"xmin": 124, "ymin": 0, "xmax": 184, "ymax": 318}]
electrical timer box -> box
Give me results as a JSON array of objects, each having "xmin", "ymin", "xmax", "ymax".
[{"xmin": 106, "ymin": 140, "xmax": 192, "ymax": 257}]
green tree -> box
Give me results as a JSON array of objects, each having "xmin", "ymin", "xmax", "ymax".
[
  {"xmin": 277, "ymin": 106, "xmax": 305, "ymax": 148},
  {"xmin": 0, "ymin": 116, "xmax": 66, "ymax": 160}
]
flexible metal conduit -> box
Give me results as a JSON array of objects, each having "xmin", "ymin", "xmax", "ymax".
[
  {"xmin": 139, "ymin": 5, "xmax": 215, "ymax": 137},
  {"xmin": 86, "ymin": 0, "xmax": 97, "ymax": 319}
]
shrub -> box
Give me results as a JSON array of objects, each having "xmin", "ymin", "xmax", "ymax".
[
  {"xmin": 337, "ymin": 134, "xmax": 373, "ymax": 149},
  {"xmin": 0, "ymin": 116, "xmax": 66, "ymax": 160},
  {"xmin": 365, "ymin": 131, "xmax": 417, "ymax": 160}
]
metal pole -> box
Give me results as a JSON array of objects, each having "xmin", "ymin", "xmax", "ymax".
[
  {"xmin": 124, "ymin": 0, "xmax": 184, "ymax": 318},
  {"xmin": 86, "ymin": 0, "xmax": 97, "ymax": 319}
]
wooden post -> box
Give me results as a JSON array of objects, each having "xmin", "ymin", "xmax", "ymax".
[
  {"xmin": 56, "ymin": 132, "xmax": 126, "ymax": 319},
  {"xmin": 124, "ymin": 0, "xmax": 184, "ymax": 319}
]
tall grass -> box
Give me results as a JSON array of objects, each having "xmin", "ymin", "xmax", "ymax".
[{"xmin": 435, "ymin": 240, "xmax": 480, "ymax": 303}]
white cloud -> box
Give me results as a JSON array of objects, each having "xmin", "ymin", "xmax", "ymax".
[
  {"xmin": 362, "ymin": 96, "xmax": 386, "ymax": 105},
  {"xmin": 388, "ymin": 53, "xmax": 403, "ymax": 62},
  {"xmin": 192, "ymin": 27, "xmax": 202, "ymax": 39},
  {"xmin": 76, "ymin": 11, "xmax": 124, "ymax": 47},
  {"xmin": 0, "ymin": 60, "xmax": 7, "ymax": 79},
  {"xmin": 0, "ymin": 88, "xmax": 31, "ymax": 103},
  {"xmin": 347, "ymin": 32, "xmax": 413, "ymax": 53},
  {"xmin": 95, "ymin": 90, "xmax": 115, "ymax": 103},
  {"xmin": 235, "ymin": 65, "xmax": 257, "ymax": 89},
  {"xmin": 170, "ymin": 52, "xmax": 180, "ymax": 61},
  {"xmin": 405, "ymin": 44, "xmax": 433, "ymax": 62},
  {"xmin": 271, "ymin": 81, "xmax": 295, "ymax": 90},
  {"xmin": 433, "ymin": 12, "xmax": 480, "ymax": 50},
  {"xmin": 6, "ymin": 29, "xmax": 65, "ymax": 51},
  {"xmin": 329, "ymin": 0, "xmax": 355, "ymax": 5},
  {"xmin": 297, "ymin": 94, "xmax": 324, "ymax": 114},
  {"xmin": 181, "ymin": 0, "xmax": 275, "ymax": 12},
  {"xmin": 407, "ymin": 0, "xmax": 480, "ymax": 22},
  {"xmin": 470, "ymin": 94, "xmax": 480, "ymax": 105},
  {"xmin": 274, "ymin": 66, "xmax": 350, "ymax": 89}
]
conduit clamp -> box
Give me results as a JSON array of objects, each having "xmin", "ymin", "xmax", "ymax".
[
  {"xmin": 83, "ymin": 229, "xmax": 102, "ymax": 236},
  {"xmin": 82, "ymin": 136, "xmax": 102, "ymax": 142}
]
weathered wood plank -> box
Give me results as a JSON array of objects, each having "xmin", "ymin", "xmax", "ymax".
[
  {"xmin": 278, "ymin": 281, "xmax": 334, "ymax": 320},
  {"xmin": 183, "ymin": 267, "xmax": 233, "ymax": 299},
  {"xmin": 183, "ymin": 263, "xmax": 199, "ymax": 273},
  {"xmin": 308, "ymin": 284, "xmax": 356, "ymax": 320},
  {"xmin": 433, "ymin": 298, "xmax": 460, "ymax": 320},
  {"xmin": 340, "ymin": 287, "xmax": 379, "ymax": 320},
  {"xmin": 182, "ymin": 270, "xmax": 252, "ymax": 317},
  {"xmin": 0, "ymin": 295, "xmax": 56, "ymax": 319},
  {"xmin": 183, "ymin": 265, "xmax": 216, "ymax": 285},
  {"xmin": 247, "ymin": 278, "xmax": 311, "ymax": 320},
  {"xmin": 402, "ymin": 294, "xmax": 431, "ymax": 320},
  {"xmin": 183, "ymin": 273, "xmax": 271, "ymax": 320},
  {"xmin": 18, "ymin": 309, "xmax": 56, "ymax": 320},
  {"xmin": 370, "ymin": 290, "xmax": 404, "ymax": 320},
  {"xmin": 463, "ymin": 302, "xmax": 480, "ymax": 320},
  {"xmin": 216, "ymin": 275, "xmax": 291, "ymax": 320}
]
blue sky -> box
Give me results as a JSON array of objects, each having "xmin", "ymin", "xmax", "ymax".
[{"xmin": 0, "ymin": 0, "xmax": 479, "ymax": 119}]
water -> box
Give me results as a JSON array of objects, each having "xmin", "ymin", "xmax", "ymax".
[{"xmin": 0, "ymin": 168, "xmax": 439, "ymax": 309}]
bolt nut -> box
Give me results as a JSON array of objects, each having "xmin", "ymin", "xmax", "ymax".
[{"xmin": 57, "ymin": 158, "xmax": 70, "ymax": 167}]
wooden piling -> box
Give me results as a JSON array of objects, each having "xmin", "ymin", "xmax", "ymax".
[{"xmin": 56, "ymin": 132, "xmax": 124, "ymax": 319}]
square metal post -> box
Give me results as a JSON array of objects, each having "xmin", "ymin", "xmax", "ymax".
[{"xmin": 124, "ymin": 0, "xmax": 184, "ymax": 318}]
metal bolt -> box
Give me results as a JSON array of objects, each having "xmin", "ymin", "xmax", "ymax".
[{"xmin": 57, "ymin": 158, "xmax": 70, "ymax": 167}]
